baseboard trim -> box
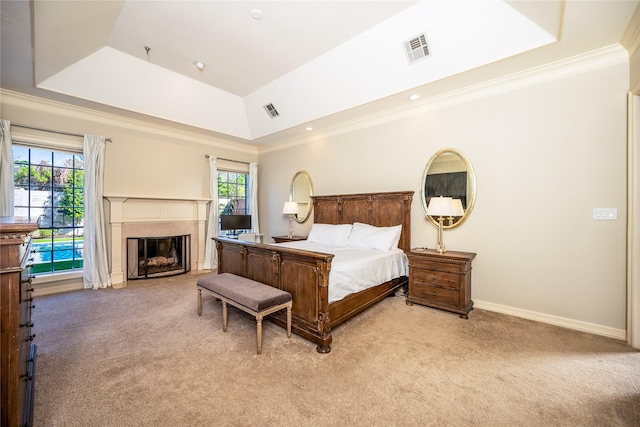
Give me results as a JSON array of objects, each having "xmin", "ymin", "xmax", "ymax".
[
  {"xmin": 33, "ymin": 282, "xmax": 84, "ymax": 298},
  {"xmin": 473, "ymin": 299, "xmax": 626, "ymax": 341}
]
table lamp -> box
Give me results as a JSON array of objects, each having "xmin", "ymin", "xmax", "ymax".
[
  {"xmin": 426, "ymin": 196, "xmax": 455, "ymax": 253},
  {"xmin": 282, "ymin": 201, "xmax": 299, "ymax": 238}
]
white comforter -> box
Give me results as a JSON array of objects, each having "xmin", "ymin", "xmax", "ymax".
[{"xmin": 275, "ymin": 241, "xmax": 408, "ymax": 303}]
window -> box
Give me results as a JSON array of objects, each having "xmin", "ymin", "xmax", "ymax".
[
  {"xmin": 13, "ymin": 145, "xmax": 84, "ymax": 275},
  {"xmin": 217, "ymin": 170, "xmax": 250, "ymax": 236}
]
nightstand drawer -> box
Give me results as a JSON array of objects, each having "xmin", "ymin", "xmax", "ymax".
[
  {"xmin": 411, "ymin": 268, "xmax": 460, "ymax": 290},
  {"xmin": 408, "ymin": 257, "xmax": 468, "ymax": 273},
  {"xmin": 411, "ymin": 284, "xmax": 460, "ymax": 306}
]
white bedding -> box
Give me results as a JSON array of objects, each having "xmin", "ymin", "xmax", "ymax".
[{"xmin": 274, "ymin": 241, "xmax": 408, "ymax": 303}]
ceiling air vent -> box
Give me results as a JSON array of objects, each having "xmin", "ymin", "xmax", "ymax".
[
  {"xmin": 404, "ymin": 33, "xmax": 430, "ymax": 64},
  {"xmin": 263, "ymin": 103, "xmax": 279, "ymax": 118}
]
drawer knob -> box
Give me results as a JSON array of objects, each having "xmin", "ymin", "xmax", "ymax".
[
  {"xmin": 432, "ymin": 292, "xmax": 437, "ymax": 296},
  {"xmin": 431, "ymin": 275, "xmax": 437, "ymax": 280}
]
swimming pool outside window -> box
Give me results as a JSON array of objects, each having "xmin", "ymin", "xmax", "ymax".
[{"xmin": 13, "ymin": 145, "xmax": 84, "ymax": 275}]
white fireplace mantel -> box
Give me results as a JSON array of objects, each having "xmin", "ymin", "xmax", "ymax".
[{"xmin": 105, "ymin": 196, "xmax": 211, "ymax": 287}]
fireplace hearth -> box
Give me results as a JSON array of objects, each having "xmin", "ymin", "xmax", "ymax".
[{"xmin": 127, "ymin": 235, "xmax": 191, "ymax": 280}]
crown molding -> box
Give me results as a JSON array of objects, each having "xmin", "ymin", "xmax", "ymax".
[
  {"xmin": 0, "ymin": 89, "xmax": 258, "ymax": 156},
  {"xmin": 259, "ymin": 44, "xmax": 628, "ymax": 155},
  {"xmin": 1, "ymin": 42, "xmax": 628, "ymax": 158},
  {"xmin": 622, "ymin": 4, "xmax": 640, "ymax": 58}
]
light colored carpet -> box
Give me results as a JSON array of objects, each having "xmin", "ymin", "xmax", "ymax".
[{"xmin": 32, "ymin": 272, "xmax": 640, "ymax": 426}]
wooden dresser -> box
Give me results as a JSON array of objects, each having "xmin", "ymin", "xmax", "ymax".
[
  {"xmin": 1, "ymin": 217, "xmax": 38, "ymax": 427},
  {"xmin": 406, "ymin": 249, "xmax": 476, "ymax": 319}
]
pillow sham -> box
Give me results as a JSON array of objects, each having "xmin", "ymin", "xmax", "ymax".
[
  {"xmin": 347, "ymin": 222, "xmax": 402, "ymax": 251},
  {"xmin": 307, "ymin": 223, "xmax": 353, "ymax": 246}
]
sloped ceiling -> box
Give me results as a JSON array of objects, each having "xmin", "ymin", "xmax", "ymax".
[{"xmin": 2, "ymin": 1, "xmax": 638, "ymax": 146}]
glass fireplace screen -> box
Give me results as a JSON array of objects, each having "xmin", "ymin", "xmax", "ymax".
[{"xmin": 127, "ymin": 234, "xmax": 191, "ymax": 280}]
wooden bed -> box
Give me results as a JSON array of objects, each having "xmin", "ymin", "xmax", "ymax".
[{"xmin": 214, "ymin": 191, "xmax": 414, "ymax": 353}]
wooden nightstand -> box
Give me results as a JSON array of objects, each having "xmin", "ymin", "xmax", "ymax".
[
  {"xmin": 405, "ymin": 249, "xmax": 477, "ymax": 318},
  {"xmin": 272, "ymin": 235, "xmax": 307, "ymax": 243}
]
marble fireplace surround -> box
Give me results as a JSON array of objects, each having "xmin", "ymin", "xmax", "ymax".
[{"xmin": 105, "ymin": 196, "xmax": 210, "ymax": 287}]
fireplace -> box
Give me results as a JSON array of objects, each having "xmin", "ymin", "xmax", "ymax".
[{"xmin": 127, "ymin": 235, "xmax": 191, "ymax": 280}]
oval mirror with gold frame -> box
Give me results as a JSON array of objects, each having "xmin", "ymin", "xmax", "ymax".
[
  {"xmin": 421, "ymin": 148, "xmax": 476, "ymax": 229},
  {"xmin": 290, "ymin": 171, "xmax": 314, "ymax": 224}
]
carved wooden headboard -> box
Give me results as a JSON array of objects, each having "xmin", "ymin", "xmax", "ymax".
[{"xmin": 311, "ymin": 191, "xmax": 414, "ymax": 252}]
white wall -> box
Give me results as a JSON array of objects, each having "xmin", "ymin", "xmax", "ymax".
[{"xmin": 258, "ymin": 47, "xmax": 630, "ymax": 337}]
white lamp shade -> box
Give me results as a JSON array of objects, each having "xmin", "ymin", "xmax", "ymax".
[
  {"xmin": 282, "ymin": 201, "xmax": 299, "ymax": 215},
  {"xmin": 426, "ymin": 196, "xmax": 455, "ymax": 217},
  {"xmin": 452, "ymin": 199, "xmax": 464, "ymax": 216}
]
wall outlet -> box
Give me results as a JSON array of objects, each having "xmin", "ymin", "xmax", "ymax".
[{"xmin": 593, "ymin": 208, "xmax": 617, "ymax": 220}]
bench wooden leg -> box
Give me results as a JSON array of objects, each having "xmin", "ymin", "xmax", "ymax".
[
  {"xmin": 197, "ymin": 282, "xmax": 292, "ymax": 354},
  {"xmin": 256, "ymin": 314, "xmax": 263, "ymax": 354},
  {"xmin": 222, "ymin": 301, "xmax": 228, "ymax": 332}
]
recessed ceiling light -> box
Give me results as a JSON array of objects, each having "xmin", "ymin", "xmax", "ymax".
[
  {"xmin": 251, "ymin": 9, "xmax": 263, "ymax": 20},
  {"xmin": 409, "ymin": 94, "xmax": 420, "ymax": 101},
  {"xmin": 193, "ymin": 61, "xmax": 206, "ymax": 70},
  {"xmin": 305, "ymin": 127, "xmax": 313, "ymax": 131}
]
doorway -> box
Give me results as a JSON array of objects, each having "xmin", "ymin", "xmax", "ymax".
[{"xmin": 628, "ymin": 91, "xmax": 640, "ymax": 348}]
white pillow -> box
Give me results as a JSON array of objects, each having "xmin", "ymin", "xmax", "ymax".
[
  {"xmin": 347, "ymin": 222, "xmax": 402, "ymax": 251},
  {"xmin": 307, "ymin": 223, "xmax": 352, "ymax": 246}
]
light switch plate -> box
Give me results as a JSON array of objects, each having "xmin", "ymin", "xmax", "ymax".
[{"xmin": 593, "ymin": 208, "xmax": 617, "ymax": 220}]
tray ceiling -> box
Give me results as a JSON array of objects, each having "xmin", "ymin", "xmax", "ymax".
[{"xmin": 1, "ymin": 1, "xmax": 638, "ymax": 145}]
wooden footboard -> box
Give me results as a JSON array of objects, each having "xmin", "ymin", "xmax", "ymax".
[
  {"xmin": 214, "ymin": 238, "xmax": 407, "ymax": 353},
  {"xmin": 215, "ymin": 238, "xmax": 336, "ymax": 352}
]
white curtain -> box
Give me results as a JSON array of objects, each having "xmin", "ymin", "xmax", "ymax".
[
  {"xmin": 0, "ymin": 120, "xmax": 14, "ymax": 216},
  {"xmin": 203, "ymin": 156, "xmax": 219, "ymax": 270},
  {"xmin": 249, "ymin": 162, "xmax": 260, "ymax": 235},
  {"xmin": 83, "ymin": 134, "xmax": 111, "ymax": 289}
]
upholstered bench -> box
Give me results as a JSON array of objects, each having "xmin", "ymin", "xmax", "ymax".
[{"xmin": 197, "ymin": 273, "xmax": 292, "ymax": 354}]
